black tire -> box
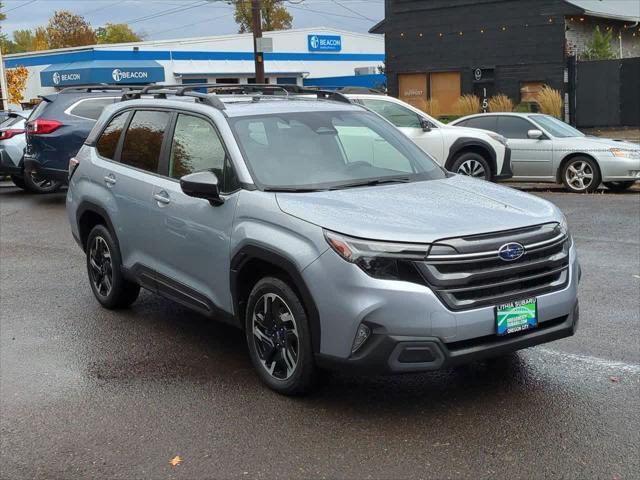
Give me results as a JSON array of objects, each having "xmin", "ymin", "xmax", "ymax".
[
  {"xmin": 86, "ymin": 225, "xmax": 140, "ymax": 309},
  {"xmin": 450, "ymin": 151, "xmax": 493, "ymax": 181},
  {"xmin": 23, "ymin": 171, "xmax": 62, "ymax": 194},
  {"xmin": 245, "ymin": 277, "xmax": 317, "ymax": 395},
  {"xmin": 561, "ymin": 156, "xmax": 601, "ymax": 193},
  {"xmin": 10, "ymin": 175, "xmax": 26, "ymax": 190},
  {"xmin": 603, "ymin": 181, "xmax": 635, "ymax": 192}
]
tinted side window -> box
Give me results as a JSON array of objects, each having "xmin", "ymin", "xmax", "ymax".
[
  {"xmin": 169, "ymin": 114, "xmax": 226, "ymax": 180},
  {"xmin": 96, "ymin": 112, "xmax": 128, "ymax": 160},
  {"xmin": 361, "ymin": 99, "xmax": 422, "ymax": 128},
  {"xmin": 69, "ymin": 98, "xmax": 117, "ymax": 120},
  {"xmin": 497, "ymin": 116, "xmax": 536, "ymax": 139},
  {"xmin": 121, "ymin": 110, "xmax": 170, "ymax": 173},
  {"xmin": 457, "ymin": 116, "xmax": 498, "ymax": 132}
]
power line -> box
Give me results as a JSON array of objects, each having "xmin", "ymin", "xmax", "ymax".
[
  {"xmin": 330, "ymin": 0, "xmax": 376, "ymax": 22},
  {"xmin": 3, "ymin": 0, "xmax": 37, "ymax": 14}
]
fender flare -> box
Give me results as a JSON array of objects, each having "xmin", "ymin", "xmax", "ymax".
[
  {"xmin": 445, "ymin": 137, "xmax": 497, "ymax": 174},
  {"xmin": 230, "ymin": 244, "xmax": 321, "ymax": 355},
  {"xmin": 76, "ymin": 201, "xmax": 117, "ymax": 251}
]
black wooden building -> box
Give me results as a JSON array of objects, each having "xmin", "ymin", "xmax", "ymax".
[{"xmin": 371, "ymin": 0, "xmax": 640, "ymax": 126}]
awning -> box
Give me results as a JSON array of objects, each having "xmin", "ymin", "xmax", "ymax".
[
  {"xmin": 40, "ymin": 60, "xmax": 165, "ymax": 87},
  {"xmin": 564, "ymin": 0, "xmax": 640, "ymax": 22}
]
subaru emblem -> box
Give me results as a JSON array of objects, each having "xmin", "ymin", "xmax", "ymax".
[{"xmin": 498, "ymin": 242, "xmax": 525, "ymax": 261}]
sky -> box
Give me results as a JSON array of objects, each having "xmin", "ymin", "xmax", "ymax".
[{"xmin": 1, "ymin": 0, "xmax": 385, "ymax": 42}]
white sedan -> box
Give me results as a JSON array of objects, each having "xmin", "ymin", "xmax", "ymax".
[{"xmin": 452, "ymin": 113, "xmax": 640, "ymax": 192}]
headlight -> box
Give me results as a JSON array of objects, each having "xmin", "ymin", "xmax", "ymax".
[
  {"xmin": 610, "ymin": 147, "xmax": 640, "ymax": 159},
  {"xmin": 324, "ymin": 230, "xmax": 429, "ymax": 280},
  {"xmin": 487, "ymin": 132, "xmax": 508, "ymax": 146}
]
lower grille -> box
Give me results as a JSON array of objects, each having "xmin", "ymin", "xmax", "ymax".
[{"xmin": 415, "ymin": 223, "xmax": 570, "ymax": 311}]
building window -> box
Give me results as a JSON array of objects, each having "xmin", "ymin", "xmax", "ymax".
[
  {"xmin": 398, "ymin": 73, "xmax": 428, "ymax": 111},
  {"xmin": 216, "ymin": 78, "xmax": 240, "ymax": 84},
  {"xmin": 429, "ymin": 72, "xmax": 461, "ymax": 116}
]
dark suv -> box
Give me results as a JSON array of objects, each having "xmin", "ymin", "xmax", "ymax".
[{"xmin": 23, "ymin": 87, "xmax": 131, "ymax": 185}]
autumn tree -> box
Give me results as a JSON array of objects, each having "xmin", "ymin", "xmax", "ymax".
[
  {"xmin": 46, "ymin": 10, "xmax": 96, "ymax": 49},
  {"xmin": 96, "ymin": 23, "xmax": 143, "ymax": 44},
  {"xmin": 231, "ymin": 0, "xmax": 292, "ymax": 33},
  {"xmin": 6, "ymin": 65, "xmax": 29, "ymax": 104}
]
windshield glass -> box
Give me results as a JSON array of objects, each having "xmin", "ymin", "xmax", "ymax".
[
  {"xmin": 228, "ymin": 110, "xmax": 446, "ymax": 190},
  {"xmin": 529, "ymin": 114, "xmax": 584, "ymax": 138}
]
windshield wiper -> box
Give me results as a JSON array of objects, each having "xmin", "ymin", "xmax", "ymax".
[
  {"xmin": 263, "ymin": 187, "xmax": 324, "ymax": 192},
  {"xmin": 329, "ymin": 177, "xmax": 412, "ymax": 190}
]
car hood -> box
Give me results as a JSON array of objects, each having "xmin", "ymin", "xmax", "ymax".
[
  {"xmin": 443, "ymin": 124, "xmax": 494, "ymax": 139},
  {"xmin": 276, "ymin": 175, "xmax": 560, "ymax": 243},
  {"xmin": 556, "ymin": 136, "xmax": 639, "ymax": 150}
]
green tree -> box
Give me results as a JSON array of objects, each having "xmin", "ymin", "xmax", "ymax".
[
  {"xmin": 46, "ymin": 10, "xmax": 96, "ymax": 49},
  {"xmin": 582, "ymin": 26, "xmax": 616, "ymax": 60},
  {"xmin": 95, "ymin": 23, "xmax": 143, "ymax": 44},
  {"xmin": 231, "ymin": 0, "xmax": 292, "ymax": 33}
]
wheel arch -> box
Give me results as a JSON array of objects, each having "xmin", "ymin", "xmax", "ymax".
[
  {"xmin": 76, "ymin": 202, "xmax": 117, "ymax": 252},
  {"xmin": 445, "ymin": 137, "xmax": 497, "ymax": 176},
  {"xmin": 230, "ymin": 244, "xmax": 321, "ymax": 355},
  {"xmin": 557, "ymin": 152, "xmax": 601, "ymax": 184}
]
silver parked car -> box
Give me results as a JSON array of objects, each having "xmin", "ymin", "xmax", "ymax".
[
  {"xmin": 66, "ymin": 85, "xmax": 580, "ymax": 395},
  {"xmin": 452, "ymin": 113, "xmax": 640, "ymax": 193}
]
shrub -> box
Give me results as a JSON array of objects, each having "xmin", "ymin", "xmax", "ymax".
[
  {"xmin": 488, "ymin": 94, "xmax": 514, "ymax": 112},
  {"xmin": 515, "ymin": 102, "xmax": 533, "ymax": 113},
  {"xmin": 536, "ymin": 85, "xmax": 563, "ymax": 118},
  {"xmin": 454, "ymin": 94, "xmax": 481, "ymax": 116},
  {"xmin": 424, "ymin": 98, "xmax": 440, "ymax": 117}
]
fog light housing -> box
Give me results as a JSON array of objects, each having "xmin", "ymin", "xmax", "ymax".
[{"xmin": 351, "ymin": 323, "xmax": 371, "ymax": 354}]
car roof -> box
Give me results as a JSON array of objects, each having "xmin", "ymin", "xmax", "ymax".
[{"xmin": 221, "ymin": 98, "xmax": 363, "ymax": 117}]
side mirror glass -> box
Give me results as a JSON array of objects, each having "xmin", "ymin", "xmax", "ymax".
[
  {"xmin": 420, "ymin": 118, "xmax": 431, "ymax": 132},
  {"xmin": 527, "ymin": 129, "xmax": 544, "ymax": 139},
  {"xmin": 180, "ymin": 170, "xmax": 224, "ymax": 205}
]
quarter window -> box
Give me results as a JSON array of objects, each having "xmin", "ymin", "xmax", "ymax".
[
  {"xmin": 120, "ymin": 110, "xmax": 170, "ymax": 173},
  {"xmin": 69, "ymin": 97, "xmax": 117, "ymax": 121},
  {"xmin": 96, "ymin": 112, "xmax": 128, "ymax": 160},
  {"xmin": 497, "ymin": 116, "xmax": 536, "ymax": 139},
  {"xmin": 360, "ymin": 99, "xmax": 423, "ymax": 129},
  {"xmin": 169, "ymin": 114, "xmax": 226, "ymax": 180}
]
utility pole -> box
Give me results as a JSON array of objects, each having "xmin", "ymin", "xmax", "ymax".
[{"xmin": 251, "ymin": 0, "xmax": 265, "ymax": 83}]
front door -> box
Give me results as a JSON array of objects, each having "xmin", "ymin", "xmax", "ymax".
[
  {"xmin": 150, "ymin": 112, "xmax": 239, "ymax": 315},
  {"xmin": 497, "ymin": 115, "xmax": 554, "ymax": 179}
]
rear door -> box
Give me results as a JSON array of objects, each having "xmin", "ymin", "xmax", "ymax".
[
  {"xmin": 496, "ymin": 116, "xmax": 554, "ymax": 179},
  {"xmin": 358, "ymin": 98, "xmax": 445, "ymax": 163}
]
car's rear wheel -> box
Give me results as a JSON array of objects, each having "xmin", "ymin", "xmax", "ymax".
[
  {"xmin": 245, "ymin": 277, "xmax": 317, "ymax": 395},
  {"xmin": 603, "ymin": 181, "xmax": 635, "ymax": 192},
  {"xmin": 86, "ymin": 225, "xmax": 140, "ymax": 309},
  {"xmin": 561, "ymin": 156, "xmax": 601, "ymax": 193},
  {"xmin": 10, "ymin": 175, "xmax": 26, "ymax": 190},
  {"xmin": 451, "ymin": 152, "xmax": 492, "ymax": 181},
  {"xmin": 23, "ymin": 171, "xmax": 62, "ymax": 194}
]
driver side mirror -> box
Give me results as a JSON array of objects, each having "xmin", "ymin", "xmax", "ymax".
[
  {"xmin": 180, "ymin": 170, "xmax": 224, "ymax": 206},
  {"xmin": 420, "ymin": 118, "xmax": 432, "ymax": 132},
  {"xmin": 527, "ymin": 129, "xmax": 544, "ymax": 139}
]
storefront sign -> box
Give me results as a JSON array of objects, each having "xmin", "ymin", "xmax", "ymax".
[
  {"xmin": 41, "ymin": 61, "xmax": 165, "ymax": 87},
  {"xmin": 308, "ymin": 34, "xmax": 342, "ymax": 52}
]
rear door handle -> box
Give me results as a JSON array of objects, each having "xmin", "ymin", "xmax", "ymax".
[
  {"xmin": 153, "ymin": 191, "xmax": 171, "ymax": 205},
  {"xmin": 103, "ymin": 174, "xmax": 116, "ymax": 186}
]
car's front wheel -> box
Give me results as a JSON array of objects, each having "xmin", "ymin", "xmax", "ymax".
[
  {"xmin": 451, "ymin": 152, "xmax": 492, "ymax": 181},
  {"xmin": 561, "ymin": 157, "xmax": 601, "ymax": 193},
  {"xmin": 86, "ymin": 225, "xmax": 140, "ymax": 309},
  {"xmin": 245, "ymin": 277, "xmax": 317, "ymax": 395},
  {"xmin": 23, "ymin": 171, "xmax": 62, "ymax": 194},
  {"xmin": 603, "ymin": 181, "xmax": 635, "ymax": 192}
]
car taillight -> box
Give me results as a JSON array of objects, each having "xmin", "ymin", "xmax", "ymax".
[
  {"xmin": 27, "ymin": 119, "xmax": 63, "ymax": 135},
  {"xmin": 0, "ymin": 128, "xmax": 25, "ymax": 140},
  {"xmin": 68, "ymin": 156, "xmax": 80, "ymax": 180}
]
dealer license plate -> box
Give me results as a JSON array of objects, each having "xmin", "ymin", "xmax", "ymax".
[{"xmin": 496, "ymin": 298, "xmax": 538, "ymax": 336}]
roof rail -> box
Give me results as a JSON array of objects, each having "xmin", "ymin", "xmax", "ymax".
[
  {"xmin": 120, "ymin": 84, "xmax": 226, "ymax": 110},
  {"xmin": 277, "ymin": 85, "xmax": 353, "ymax": 104}
]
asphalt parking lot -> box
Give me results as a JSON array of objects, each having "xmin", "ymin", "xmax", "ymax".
[{"xmin": 1, "ymin": 182, "xmax": 639, "ymax": 479}]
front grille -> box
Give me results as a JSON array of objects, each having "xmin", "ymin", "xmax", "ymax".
[{"xmin": 415, "ymin": 223, "xmax": 570, "ymax": 311}]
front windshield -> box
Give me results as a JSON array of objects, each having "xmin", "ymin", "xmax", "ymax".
[
  {"xmin": 529, "ymin": 114, "xmax": 584, "ymax": 138},
  {"xmin": 228, "ymin": 110, "xmax": 446, "ymax": 190}
]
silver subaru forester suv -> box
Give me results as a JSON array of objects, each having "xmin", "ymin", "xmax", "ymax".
[{"xmin": 67, "ymin": 85, "xmax": 580, "ymax": 395}]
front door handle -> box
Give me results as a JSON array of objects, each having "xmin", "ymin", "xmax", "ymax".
[
  {"xmin": 153, "ymin": 191, "xmax": 171, "ymax": 205},
  {"xmin": 103, "ymin": 174, "xmax": 116, "ymax": 186}
]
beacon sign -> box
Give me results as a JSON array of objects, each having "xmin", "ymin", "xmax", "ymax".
[
  {"xmin": 111, "ymin": 68, "xmax": 149, "ymax": 82},
  {"xmin": 308, "ymin": 34, "xmax": 342, "ymax": 52}
]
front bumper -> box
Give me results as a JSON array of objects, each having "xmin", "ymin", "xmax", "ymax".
[
  {"xmin": 597, "ymin": 153, "xmax": 640, "ymax": 182},
  {"xmin": 23, "ymin": 157, "xmax": 68, "ymax": 183},
  {"xmin": 306, "ymin": 240, "xmax": 580, "ymax": 372},
  {"xmin": 0, "ymin": 149, "xmax": 22, "ymax": 175},
  {"xmin": 495, "ymin": 146, "xmax": 513, "ymax": 180}
]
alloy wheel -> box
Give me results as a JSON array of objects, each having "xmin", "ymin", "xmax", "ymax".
[
  {"xmin": 252, "ymin": 293, "xmax": 299, "ymax": 380},
  {"xmin": 457, "ymin": 159, "xmax": 487, "ymax": 179},
  {"xmin": 565, "ymin": 160, "xmax": 594, "ymax": 191},
  {"xmin": 88, "ymin": 236, "xmax": 113, "ymax": 297}
]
